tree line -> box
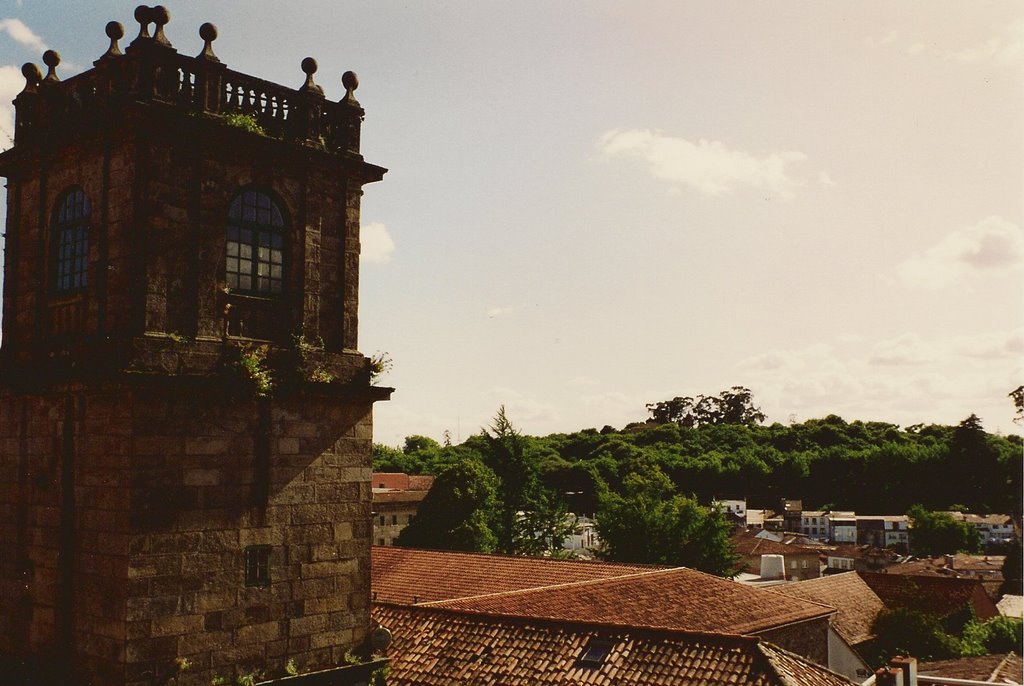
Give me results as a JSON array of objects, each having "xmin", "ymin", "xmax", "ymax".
[{"xmin": 376, "ymin": 391, "xmax": 1022, "ymax": 520}]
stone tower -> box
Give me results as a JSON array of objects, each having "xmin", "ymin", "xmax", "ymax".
[{"xmin": 0, "ymin": 6, "xmax": 389, "ymax": 685}]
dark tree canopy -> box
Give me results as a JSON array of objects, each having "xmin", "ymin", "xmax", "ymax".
[
  {"xmin": 596, "ymin": 461, "xmax": 738, "ymax": 575},
  {"xmin": 907, "ymin": 505, "xmax": 981, "ymax": 557},
  {"xmin": 396, "ymin": 458, "xmax": 498, "ymax": 552},
  {"xmin": 647, "ymin": 387, "xmax": 765, "ymax": 429}
]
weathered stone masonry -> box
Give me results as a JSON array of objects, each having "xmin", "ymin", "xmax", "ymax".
[{"xmin": 0, "ymin": 6, "xmax": 388, "ymax": 685}]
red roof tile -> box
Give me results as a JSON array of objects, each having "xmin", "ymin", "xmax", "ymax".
[
  {"xmin": 372, "ymin": 490, "xmax": 428, "ymax": 504},
  {"xmin": 371, "ymin": 546, "xmax": 656, "ymax": 605},
  {"xmin": 373, "ymin": 603, "xmax": 857, "ymax": 686},
  {"xmin": 772, "ymin": 572, "xmax": 884, "ymax": 645},
  {"xmin": 406, "ymin": 474, "xmax": 434, "ymax": 491},
  {"xmin": 732, "ymin": 530, "xmax": 824, "ymax": 558},
  {"xmin": 858, "ymin": 571, "xmax": 999, "ymax": 621},
  {"xmin": 918, "ymin": 652, "xmax": 1023, "ymax": 683},
  {"xmin": 428, "ymin": 566, "xmax": 835, "ymax": 635}
]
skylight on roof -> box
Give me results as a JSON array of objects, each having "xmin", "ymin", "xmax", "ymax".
[{"xmin": 578, "ymin": 639, "xmax": 614, "ymax": 667}]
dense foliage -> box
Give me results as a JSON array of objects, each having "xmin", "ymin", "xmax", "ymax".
[
  {"xmin": 395, "ymin": 408, "xmax": 573, "ymax": 557},
  {"xmin": 375, "ymin": 408, "xmax": 1022, "ymax": 517},
  {"xmin": 596, "ymin": 460, "xmax": 739, "ymax": 574},
  {"xmin": 907, "ymin": 506, "xmax": 982, "ymax": 556},
  {"xmin": 869, "ymin": 609, "xmax": 1024, "ymax": 663}
]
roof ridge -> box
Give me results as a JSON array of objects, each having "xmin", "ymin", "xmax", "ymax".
[
  {"xmin": 420, "ymin": 566, "xmax": 686, "ymax": 606},
  {"xmin": 760, "ymin": 641, "xmax": 858, "ymax": 686},
  {"xmin": 374, "ymin": 601, "xmax": 765, "ymax": 646},
  {"xmin": 988, "ymin": 652, "xmax": 1017, "ymax": 682},
  {"xmin": 372, "ymin": 545, "xmax": 664, "ymax": 569}
]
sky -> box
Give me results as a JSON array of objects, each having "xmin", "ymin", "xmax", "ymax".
[{"xmin": 0, "ymin": 2, "xmax": 1021, "ymax": 445}]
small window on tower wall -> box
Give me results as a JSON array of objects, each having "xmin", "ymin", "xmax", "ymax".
[
  {"xmin": 51, "ymin": 187, "xmax": 91, "ymax": 293},
  {"xmin": 244, "ymin": 545, "xmax": 271, "ymax": 587}
]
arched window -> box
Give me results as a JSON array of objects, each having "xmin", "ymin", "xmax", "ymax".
[
  {"xmin": 52, "ymin": 187, "xmax": 90, "ymax": 293},
  {"xmin": 226, "ymin": 189, "xmax": 285, "ymax": 295}
]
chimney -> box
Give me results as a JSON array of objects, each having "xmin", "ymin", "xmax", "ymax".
[
  {"xmin": 889, "ymin": 656, "xmax": 917, "ymax": 686},
  {"xmin": 874, "ymin": 666, "xmax": 903, "ymax": 686},
  {"xmin": 760, "ymin": 554, "xmax": 785, "ymax": 580}
]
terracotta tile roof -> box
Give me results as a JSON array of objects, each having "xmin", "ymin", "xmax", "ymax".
[
  {"xmin": 372, "ymin": 603, "xmax": 857, "ymax": 686},
  {"xmin": 828, "ymin": 544, "xmax": 898, "ymax": 561},
  {"xmin": 918, "ymin": 652, "xmax": 1023, "ymax": 683},
  {"xmin": 953, "ymin": 554, "xmax": 1006, "ymax": 572},
  {"xmin": 427, "ymin": 566, "xmax": 835, "ymax": 635},
  {"xmin": 372, "ymin": 472, "xmax": 411, "ymax": 490},
  {"xmin": 371, "ymin": 546, "xmax": 657, "ymax": 605},
  {"xmin": 858, "ymin": 571, "xmax": 1000, "ymax": 621},
  {"xmin": 957, "ymin": 512, "xmax": 1015, "ymax": 527},
  {"xmin": 372, "ymin": 490, "xmax": 428, "ymax": 504},
  {"xmin": 772, "ymin": 572, "xmax": 884, "ymax": 645},
  {"xmin": 406, "ymin": 474, "xmax": 434, "ymax": 491},
  {"xmin": 732, "ymin": 530, "xmax": 824, "ymax": 558}
]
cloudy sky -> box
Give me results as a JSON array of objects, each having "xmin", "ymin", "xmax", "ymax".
[{"xmin": 0, "ymin": 2, "xmax": 1021, "ymax": 444}]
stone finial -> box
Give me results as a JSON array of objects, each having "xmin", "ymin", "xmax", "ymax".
[
  {"xmin": 42, "ymin": 50, "xmax": 61, "ymax": 83},
  {"xmin": 197, "ymin": 22, "xmax": 219, "ymax": 62},
  {"xmin": 299, "ymin": 57, "xmax": 323, "ymax": 96},
  {"xmin": 342, "ymin": 71, "xmax": 359, "ymax": 102},
  {"xmin": 20, "ymin": 62, "xmax": 42, "ymax": 93},
  {"xmin": 98, "ymin": 21, "xmax": 125, "ymax": 62},
  {"xmin": 152, "ymin": 6, "xmax": 172, "ymax": 47},
  {"xmin": 133, "ymin": 5, "xmax": 153, "ymax": 41}
]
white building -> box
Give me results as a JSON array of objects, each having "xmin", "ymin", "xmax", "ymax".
[
  {"xmin": 829, "ymin": 512, "xmax": 857, "ymax": 543},
  {"xmin": 949, "ymin": 512, "xmax": 1017, "ymax": 545},
  {"xmin": 562, "ymin": 515, "xmax": 602, "ymax": 554}
]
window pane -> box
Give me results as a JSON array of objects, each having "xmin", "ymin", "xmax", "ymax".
[{"xmin": 226, "ymin": 191, "xmax": 285, "ymax": 297}]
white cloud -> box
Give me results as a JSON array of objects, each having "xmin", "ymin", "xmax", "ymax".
[
  {"xmin": 897, "ymin": 216, "xmax": 1024, "ymax": 289},
  {"xmin": 735, "ymin": 330, "xmax": 1024, "ymax": 431},
  {"xmin": 865, "ymin": 30, "xmax": 899, "ymax": 47},
  {"xmin": 597, "ymin": 128, "xmax": 810, "ymax": 200},
  {"xmin": 879, "ymin": 21, "xmax": 1024, "ymax": 66},
  {"xmin": 486, "ymin": 305, "xmax": 522, "ymax": 318},
  {"xmin": 948, "ymin": 20, "xmax": 1024, "ymax": 66},
  {"xmin": 360, "ymin": 222, "xmax": 394, "ymax": 264},
  {"xmin": 486, "ymin": 387, "xmax": 560, "ymax": 426},
  {"xmin": 0, "ymin": 18, "xmax": 46, "ymax": 53},
  {"xmin": 817, "ymin": 171, "xmax": 836, "ymax": 187},
  {"xmin": 0, "ymin": 64, "xmax": 23, "ymax": 151},
  {"xmin": 868, "ymin": 333, "xmax": 934, "ymax": 367},
  {"xmin": 953, "ymin": 328, "xmax": 1024, "ymax": 361}
]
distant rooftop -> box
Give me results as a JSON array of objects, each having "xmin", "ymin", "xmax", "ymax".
[
  {"xmin": 371, "ymin": 546, "xmax": 656, "ymax": 605},
  {"xmin": 773, "ymin": 572, "xmax": 884, "ymax": 646}
]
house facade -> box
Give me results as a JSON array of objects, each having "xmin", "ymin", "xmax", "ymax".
[{"xmin": 371, "ymin": 473, "xmax": 433, "ymax": 546}]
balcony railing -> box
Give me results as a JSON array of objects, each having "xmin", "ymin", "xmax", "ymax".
[{"xmin": 12, "ymin": 5, "xmax": 364, "ymax": 155}]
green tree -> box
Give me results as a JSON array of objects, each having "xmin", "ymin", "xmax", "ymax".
[
  {"xmin": 961, "ymin": 616, "xmax": 1024, "ymax": 656},
  {"xmin": 907, "ymin": 505, "xmax": 981, "ymax": 556},
  {"xmin": 1010, "ymin": 385, "xmax": 1024, "ymax": 424},
  {"xmin": 646, "ymin": 387, "xmax": 765, "ymax": 428},
  {"xmin": 480, "ymin": 407, "xmax": 568, "ymax": 555},
  {"xmin": 596, "ymin": 462, "xmax": 738, "ymax": 575},
  {"xmin": 871, "ymin": 608, "xmax": 962, "ymax": 662},
  {"xmin": 396, "ymin": 458, "xmax": 497, "ymax": 552}
]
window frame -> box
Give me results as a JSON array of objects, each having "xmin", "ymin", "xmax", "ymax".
[
  {"xmin": 50, "ymin": 187, "xmax": 91, "ymax": 295},
  {"xmin": 225, "ymin": 188, "xmax": 288, "ymax": 297},
  {"xmin": 243, "ymin": 545, "xmax": 272, "ymax": 587}
]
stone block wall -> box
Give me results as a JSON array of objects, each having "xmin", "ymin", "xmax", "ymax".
[
  {"xmin": 0, "ymin": 383, "xmax": 374, "ymax": 686},
  {"xmin": 754, "ymin": 616, "xmax": 829, "ymax": 668}
]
